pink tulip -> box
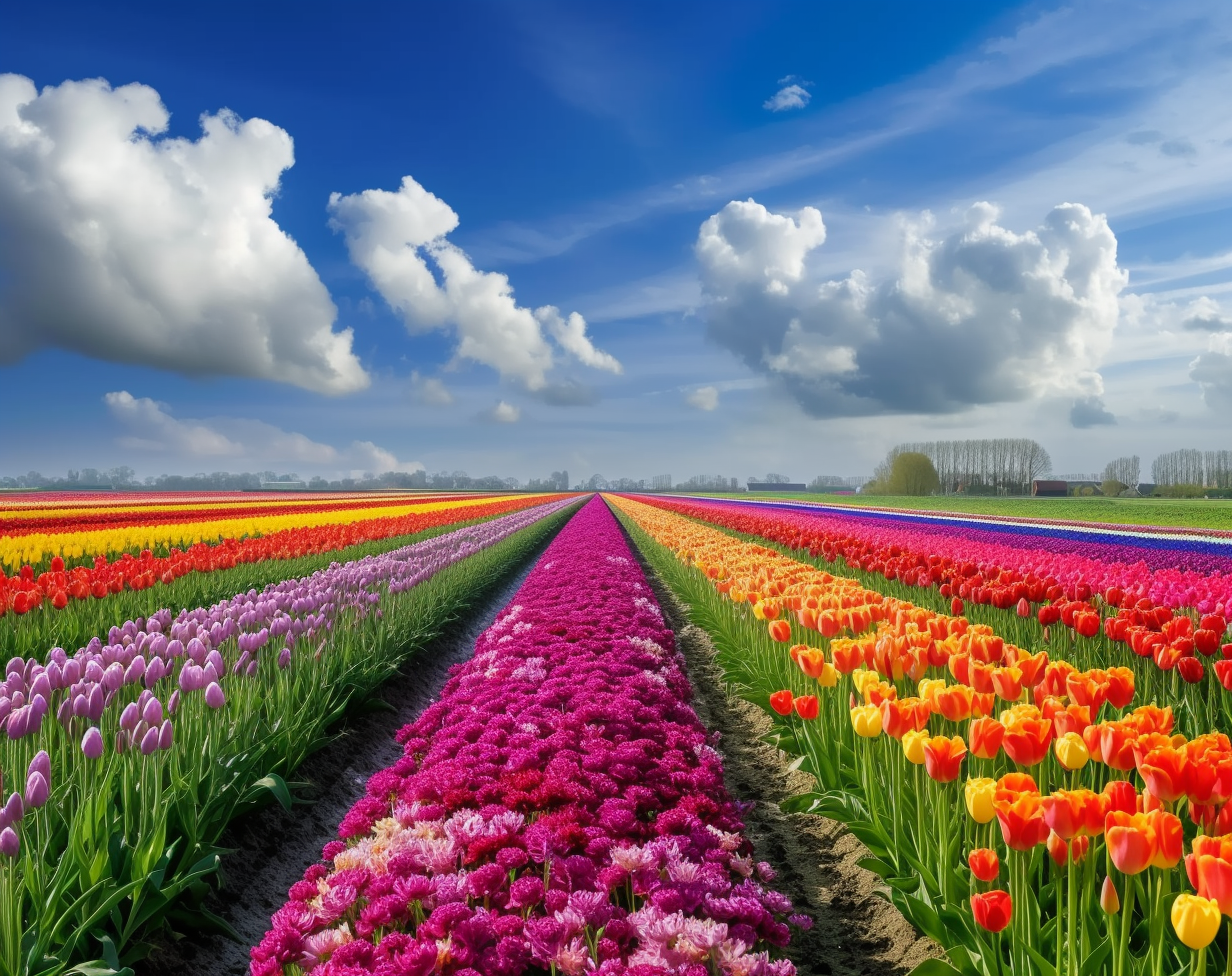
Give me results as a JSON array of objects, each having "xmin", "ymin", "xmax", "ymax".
[
  {"xmin": 81, "ymin": 726, "xmax": 104, "ymax": 760},
  {"xmin": 204, "ymin": 682, "xmax": 226, "ymax": 710}
]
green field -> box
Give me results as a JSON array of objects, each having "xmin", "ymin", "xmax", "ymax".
[{"xmin": 701, "ymin": 492, "xmax": 1232, "ymax": 531}]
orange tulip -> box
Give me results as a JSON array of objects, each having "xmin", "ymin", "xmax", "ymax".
[
  {"xmin": 968, "ymin": 847, "xmax": 1000, "ymax": 882},
  {"xmin": 1189, "ymin": 851, "xmax": 1232, "ymax": 917},
  {"xmin": 923, "ymin": 735, "xmax": 967, "ymax": 783},
  {"xmin": 1051, "ymin": 703, "xmax": 1092, "ymax": 737},
  {"xmin": 794, "ymin": 646, "xmax": 828, "ymax": 680},
  {"xmin": 969, "ymin": 717, "xmax": 1005, "ymax": 760},
  {"xmin": 768, "ymin": 619, "xmax": 792, "ymax": 643},
  {"xmin": 1105, "ymin": 810, "xmax": 1157, "ymax": 875},
  {"xmin": 996, "ymin": 791, "xmax": 1049, "ymax": 851},
  {"xmin": 934, "ymin": 684, "xmax": 976, "ymax": 722},
  {"xmin": 1103, "ymin": 779, "xmax": 1139, "ymax": 815},
  {"xmin": 1002, "ymin": 716, "xmax": 1054, "ymax": 767},
  {"xmin": 880, "ymin": 697, "xmax": 930, "ymax": 739},
  {"xmin": 1130, "ymin": 704, "xmax": 1174, "ymax": 735},
  {"xmin": 1148, "ymin": 809, "xmax": 1183, "ymax": 869},
  {"xmin": 1047, "ymin": 830, "xmax": 1070, "ymax": 867},
  {"xmin": 991, "ymin": 666, "xmax": 1023, "ymax": 702},
  {"xmin": 1105, "ymin": 667, "xmax": 1135, "ymax": 709},
  {"xmin": 830, "ymin": 641, "xmax": 864, "ymax": 674},
  {"xmin": 1136, "ymin": 745, "xmax": 1189, "ymax": 805},
  {"xmin": 1099, "ymin": 723, "xmax": 1139, "ymax": 773},
  {"xmin": 1041, "ymin": 790, "xmax": 1086, "ymax": 841}
]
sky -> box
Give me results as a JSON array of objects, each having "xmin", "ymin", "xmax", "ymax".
[{"xmin": 2, "ymin": 0, "xmax": 1232, "ymax": 485}]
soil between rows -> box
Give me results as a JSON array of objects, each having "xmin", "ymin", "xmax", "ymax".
[{"xmin": 144, "ymin": 507, "xmax": 940, "ymax": 976}]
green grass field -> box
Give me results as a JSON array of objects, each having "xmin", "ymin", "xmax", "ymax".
[{"xmin": 698, "ymin": 492, "xmax": 1232, "ymax": 531}]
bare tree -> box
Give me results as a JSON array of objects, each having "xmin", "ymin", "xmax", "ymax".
[
  {"xmin": 885, "ymin": 439, "xmax": 1052, "ymax": 495},
  {"xmin": 1103, "ymin": 456, "xmax": 1141, "ymax": 487}
]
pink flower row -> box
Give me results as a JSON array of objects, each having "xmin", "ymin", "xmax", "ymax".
[{"xmin": 250, "ymin": 497, "xmax": 807, "ymax": 976}]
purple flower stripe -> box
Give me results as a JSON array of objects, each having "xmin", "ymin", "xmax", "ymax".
[
  {"xmin": 0, "ymin": 498, "xmax": 575, "ymax": 792},
  {"xmin": 250, "ymin": 497, "xmax": 808, "ymax": 976}
]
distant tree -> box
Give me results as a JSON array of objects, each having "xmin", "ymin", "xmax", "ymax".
[
  {"xmin": 763, "ymin": 473, "xmax": 791, "ymax": 484},
  {"xmin": 887, "ymin": 452, "xmax": 940, "ymax": 496},
  {"xmin": 1101, "ymin": 478, "xmax": 1127, "ymax": 498}
]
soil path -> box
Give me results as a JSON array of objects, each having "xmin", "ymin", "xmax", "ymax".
[
  {"xmin": 141, "ymin": 548, "xmax": 547, "ymax": 976},
  {"xmin": 619, "ymin": 518, "xmax": 941, "ymax": 976}
]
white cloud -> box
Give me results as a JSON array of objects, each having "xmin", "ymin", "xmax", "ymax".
[
  {"xmin": 763, "ymin": 84, "xmax": 811, "ymax": 112},
  {"xmin": 328, "ymin": 176, "xmax": 620, "ymax": 390},
  {"xmin": 1191, "ymin": 331, "xmax": 1232, "ymax": 409},
  {"xmin": 0, "ymin": 75, "xmax": 367, "ymax": 395},
  {"xmin": 696, "ymin": 198, "xmax": 1127, "ymax": 416},
  {"xmin": 490, "ymin": 401, "xmax": 520, "ymax": 423},
  {"xmin": 410, "ymin": 371, "xmax": 454, "ymax": 406},
  {"xmin": 104, "ymin": 391, "xmax": 421, "ymax": 472},
  {"xmin": 686, "ymin": 386, "xmax": 719, "ymax": 411}
]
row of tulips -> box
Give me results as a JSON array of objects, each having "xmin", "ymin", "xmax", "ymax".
[
  {"xmin": 0, "ymin": 491, "xmax": 535, "ymax": 572},
  {"xmin": 0, "ymin": 492, "xmax": 482, "ymax": 537},
  {"xmin": 0, "ymin": 497, "xmax": 580, "ymax": 976},
  {"xmin": 251, "ymin": 496, "xmax": 808, "ymax": 976},
  {"xmin": 607, "ymin": 494, "xmax": 1232, "ymax": 976},
  {"xmin": 0, "ymin": 494, "xmax": 566, "ymax": 618},
  {"xmin": 628, "ymin": 495, "xmax": 1232, "ymax": 730}
]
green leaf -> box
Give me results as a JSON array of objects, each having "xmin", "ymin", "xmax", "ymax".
[
  {"xmin": 1024, "ymin": 943, "xmax": 1058, "ymax": 976},
  {"xmin": 907, "ymin": 960, "xmax": 964, "ymax": 976},
  {"xmin": 857, "ymin": 856, "xmax": 894, "ymax": 879},
  {"xmin": 1080, "ymin": 938, "xmax": 1111, "ymax": 976},
  {"xmin": 777, "ymin": 792, "xmax": 821, "ymax": 814},
  {"xmin": 251, "ymin": 773, "xmax": 294, "ymax": 811}
]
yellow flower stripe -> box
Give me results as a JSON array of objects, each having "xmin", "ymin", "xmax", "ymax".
[
  {"xmin": 2, "ymin": 494, "xmax": 536, "ymax": 569},
  {"xmin": 0, "ymin": 491, "xmax": 463, "ymax": 520}
]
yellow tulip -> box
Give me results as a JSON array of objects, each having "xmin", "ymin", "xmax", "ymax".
[
  {"xmin": 1054, "ymin": 732, "xmax": 1090, "ymax": 771},
  {"xmin": 1171, "ymin": 894, "xmax": 1221, "ymax": 950},
  {"xmin": 902, "ymin": 729, "xmax": 928, "ymax": 765},
  {"xmin": 964, "ymin": 777, "xmax": 997, "ymax": 824},
  {"xmin": 816, "ymin": 662, "xmax": 838, "ymax": 688},
  {"xmin": 851, "ymin": 669, "xmax": 879, "ymax": 699},
  {"xmin": 850, "ymin": 704, "xmax": 883, "ymax": 738}
]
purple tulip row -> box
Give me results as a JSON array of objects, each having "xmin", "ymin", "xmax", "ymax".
[
  {"xmin": 0, "ymin": 498, "xmax": 577, "ymax": 861},
  {"xmin": 250, "ymin": 496, "xmax": 807, "ymax": 976}
]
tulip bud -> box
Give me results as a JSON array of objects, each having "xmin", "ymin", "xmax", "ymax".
[
  {"xmin": 1017, "ymin": 598, "xmax": 1030, "ymax": 618},
  {"xmin": 1101, "ymin": 876, "xmax": 1120, "ymax": 914},
  {"xmin": 25, "ymin": 771, "xmax": 48, "ymax": 809},
  {"xmin": 1046, "ymin": 831, "xmax": 1068, "ymax": 867},
  {"xmin": 850, "ymin": 704, "xmax": 882, "ymax": 738},
  {"xmin": 168, "ymin": 690, "xmax": 180, "ymax": 715},
  {"xmin": 968, "ymin": 847, "xmax": 999, "ymax": 882},
  {"xmin": 28, "ymin": 750, "xmax": 49, "ymax": 784},
  {"xmin": 4, "ymin": 792, "xmax": 23, "ymax": 825},
  {"xmin": 81, "ymin": 726, "xmax": 104, "ymax": 760},
  {"xmin": 139, "ymin": 727, "xmax": 160, "ymax": 755},
  {"xmin": 142, "ymin": 697, "xmax": 163, "ymax": 726},
  {"xmin": 120, "ymin": 701, "xmax": 140, "ymax": 732},
  {"xmin": 0, "ymin": 826, "xmax": 18, "ymax": 859},
  {"xmin": 277, "ymin": 647, "xmax": 292, "ymax": 670},
  {"xmin": 204, "ymin": 682, "xmax": 226, "ymax": 710},
  {"xmin": 964, "ymin": 777, "xmax": 997, "ymax": 824},
  {"xmin": 159, "ymin": 719, "xmax": 174, "ymax": 750}
]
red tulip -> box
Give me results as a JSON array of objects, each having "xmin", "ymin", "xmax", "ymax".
[
  {"xmin": 794, "ymin": 695, "xmax": 819, "ymax": 720},
  {"xmin": 767, "ymin": 619, "xmax": 792, "ymax": 643},
  {"xmin": 971, "ymin": 890, "xmax": 1012, "ymax": 933},
  {"xmin": 969, "ymin": 847, "xmax": 1000, "ymax": 882},
  {"xmin": 769, "ymin": 690, "xmax": 794, "ymax": 716}
]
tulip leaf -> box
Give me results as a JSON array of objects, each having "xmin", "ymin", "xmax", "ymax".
[
  {"xmin": 252, "ymin": 773, "xmax": 293, "ymax": 811},
  {"xmin": 857, "ymin": 855, "xmax": 894, "ymax": 879},
  {"xmin": 906, "ymin": 960, "xmax": 964, "ymax": 976},
  {"xmin": 777, "ymin": 792, "xmax": 821, "ymax": 814},
  {"xmin": 1080, "ymin": 938, "xmax": 1111, "ymax": 976},
  {"xmin": 1024, "ymin": 944, "xmax": 1058, "ymax": 976}
]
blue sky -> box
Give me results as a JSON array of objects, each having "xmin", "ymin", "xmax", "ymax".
[{"xmin": 3, "ymin": 0, "xmax": 1231, "ymax": 484}]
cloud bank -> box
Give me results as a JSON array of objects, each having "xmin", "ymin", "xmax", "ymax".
[
  {"xmin": 696, "ymin": 198, "xmax": 1127, "ymax": 417},
  {"xmin": 0, "ymin": 75, "xmax": 367, "ymax": 394},
  {"xmin": 328, "ymin": 176, "xmax": 621, "ymax": 391},
  {"xmin": 104, "ymin": 392, "xmax": 420, "ymax": 474}
]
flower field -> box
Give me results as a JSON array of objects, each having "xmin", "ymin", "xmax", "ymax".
[
  {"xmin": 608, "ymin": 492, "xmax": 1232, "ymax": 976},
  {"xmin": 0, "ymin": 490, "xmax": 578, "ymax": 974},
  {"xmin": 250, "ymin": 496, "xmax": 807, "ymax": 976}
]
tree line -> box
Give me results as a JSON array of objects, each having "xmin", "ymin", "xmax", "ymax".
[{"xmin": 873, "ymin": 439, "xmax": 1052, "ymax": 495}]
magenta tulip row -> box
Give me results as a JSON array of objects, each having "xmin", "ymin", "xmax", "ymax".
[{"xmin": 250, "ymin": 496, "xmax": 808, "ymax": 976}]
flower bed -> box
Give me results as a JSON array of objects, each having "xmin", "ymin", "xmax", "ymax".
[
  {"xmin": 0, "ymin": 497, "xmax": 579, "ymax": 974},
  {"xmin": 251, "ymin": 496, "xmax": 807, "ymax": 976},
  {"xmin": 608, "ymin": 493, "xmax": 1232, "ymax": 976}
]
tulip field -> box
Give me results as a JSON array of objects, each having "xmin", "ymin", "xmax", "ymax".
[
  {"xmin": 8, "ymin": 487, "xmax": 1232, "ymax": 976},
  {"xmin": 607, "ymin": 491, "xmax": 1232, "ymax": 976}
]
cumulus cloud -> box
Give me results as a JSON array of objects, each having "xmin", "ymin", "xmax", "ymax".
[
  {"xmin": 763, "ymin": 84, "xmax": 811, "ymax": 112},
  {"xmin": 1181, "ymin": 297, "xmax": 1232, "ymax": 332},
  {"xmin": 695, "ymin": 198, "xmax": 1127, "ymax": 417},
  {"xmin": 1070, "ymin": 395, "xmax": 1117, "ymax": 428},
  {"xmin": 410, "ymin": 371, "xmax": 454, "ymax": 406},
  {"xmin": 488, "ymin": 401, "xmax": 520, "ymax": 423},
  {"xmin": 686, "ymin": 386, "xmax": 720, "ymax": 411},
  {"xmin": 328, "ymin": 176, "xmax": 620, "ymax": 391},
  {"xmin": 104, "ymin": 391, "xmax": 421, "ymax": 472},
  {"xmin": 0, "ymin": 75, "xmax": 367, "ymax": 394},
  {"xmin": 1190, "ymin": 331, "xmax": 1232, "ymax": 409}
]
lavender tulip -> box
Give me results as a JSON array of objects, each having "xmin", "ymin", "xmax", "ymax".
[
  {"xmin": 0, "ymin": 827, "xmax": 18, "ymax": 859},
  {"xmin": 139, "ymin": 727, "xmax": 160, "ymax": 756},
  {"xmin": 142, "ymin": 697, "xmax": 163, "ymax": 726},
  {"xmin": 81, "ymin": 726, "xmax": 104, "ymax": 760},
  {"xmin": 204, "ymin": 682, "xmax": 226, "ymax": 710},
  {"xmin": 28, "ymin": 750, "xmax": 50, "ymax": 783},
  {"xmin": 120, "ymin": 702, "xmax": 140, "ymax": 731},
  {"xmin": 3, "ymin": 792, "xmax": 23, "ymax": 825},
  {"xmin": 158, "ymin": 719, "xmax": 174, "ymax": 750},
  {"xmin": 25, "ymin": 772, "xmax": 48, "ymax": 809}
]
